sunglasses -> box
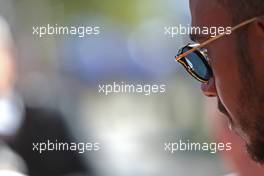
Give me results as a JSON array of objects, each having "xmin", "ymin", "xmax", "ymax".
[{"xmin": 175, "ymin": 17, "xmax": 257, "ymax": 83}]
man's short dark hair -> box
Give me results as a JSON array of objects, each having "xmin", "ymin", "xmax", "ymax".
[{"xmin": 218, "ymin": 0, "xmax": 264, "ymax": 22}]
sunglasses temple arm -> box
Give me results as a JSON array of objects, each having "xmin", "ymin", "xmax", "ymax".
[
  {"xmin": 175, "ymin": 34, "xmax": 224, "ymax": 61},
  {"xmin": 175, "ymin": 17, "xmax": 258, "ymax": 61}
]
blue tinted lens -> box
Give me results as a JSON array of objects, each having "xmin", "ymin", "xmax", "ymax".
[{"xmin": 182, "ymin": 48, "xmax": 210, "ymax": 80}]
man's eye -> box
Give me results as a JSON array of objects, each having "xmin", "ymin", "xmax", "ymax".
[
  {"xmin": 200, "ymin": 47, "xmax": 211, "ymax": 63},
  {"xmin": 200, "ymin": 47, "xmax": 208, "ymax": 57}
]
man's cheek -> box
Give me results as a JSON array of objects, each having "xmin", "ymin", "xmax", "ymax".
[
  {"xmin": 216, "ymin": 71, "xmax": 241, "ymax": 124},
  {"xmin": 209, "ymin": 46, "xmax": 241, "ymax": 116}
]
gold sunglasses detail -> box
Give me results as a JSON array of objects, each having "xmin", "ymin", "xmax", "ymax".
[{"xmin": 175, "ymin": 17, "xmax": 258, "ymax": 62}]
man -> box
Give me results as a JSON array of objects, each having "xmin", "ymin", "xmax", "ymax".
[{"xmin": 176, "ymin": 0, "xmax": 264, "ymax": 163}]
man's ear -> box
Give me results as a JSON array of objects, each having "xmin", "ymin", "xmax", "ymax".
[
  {"xmin": 248, "ymin": 16, "xmax": 264, "ymax": 81},
  {"xmin": 249, "ymin": 16, "xmax": 264, "ymax": 51},
  {"xmin": 256, "ymin": 16, "xmax": 264, "ymax": 57},
  {"xmin": 255, "ymin": 16, "xmax": 264, "ymax": 37}
]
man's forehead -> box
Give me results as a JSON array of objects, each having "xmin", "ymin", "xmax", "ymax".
[
  {"xmin": 189, "ymin": 0, "xmax": 231, "ymax": 27},
  {"xmin": 189, "ymin": 0, "xmax": 218, "ymax": 13}
]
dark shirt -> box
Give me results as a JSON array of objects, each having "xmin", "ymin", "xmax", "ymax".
[{"xmin": 6, "ymin": 107, "xmax": 92, "ymax": 176}]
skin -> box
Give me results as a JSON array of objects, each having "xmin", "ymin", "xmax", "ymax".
[
  {"xmin": 0, "ymin": 47, "xmax": 15, "ymax": 97},
  {"xmin": 206, "ymin": 99, "xmax": 264, "ymax": 176},
  {"xmin": 189, "ymin": 0, "xmax": 264, "ymax": 162}
]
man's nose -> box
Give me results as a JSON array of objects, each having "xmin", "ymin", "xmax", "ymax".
[{"xmin": 201, "ymin": 77, "xmax": 217, "ymax": 97}]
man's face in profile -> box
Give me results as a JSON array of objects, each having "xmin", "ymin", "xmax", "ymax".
[{"xmin": 189, "ymin": 0, "xmax": 264, "ymax": 163}]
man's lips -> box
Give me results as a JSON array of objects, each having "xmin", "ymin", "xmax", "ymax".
[{"xmin": 217, "ymin": 98, "xmax": 234, "ymax": 130}]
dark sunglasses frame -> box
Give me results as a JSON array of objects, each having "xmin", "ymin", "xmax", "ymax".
[
  {"xmin": 175, "ymin": 17, "xmax": 258, "ymax": 83},
  {"xmin": 177, "ymin": 44, "xmax": 213, "ymax": 83}
]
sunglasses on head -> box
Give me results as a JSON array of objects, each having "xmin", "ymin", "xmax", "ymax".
[{"xmin": 175, "ymin": 17, "xmax": 258, "ymax": 83}]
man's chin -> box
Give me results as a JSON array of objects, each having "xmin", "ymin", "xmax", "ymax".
[{"xmin": 216, "ymin": 99, "xmax": 264, "ymax": 164}]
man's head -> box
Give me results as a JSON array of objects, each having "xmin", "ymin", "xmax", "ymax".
[{"xmin": 189, "ymin": 0, "xmax": 264, "ymax": 163}]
